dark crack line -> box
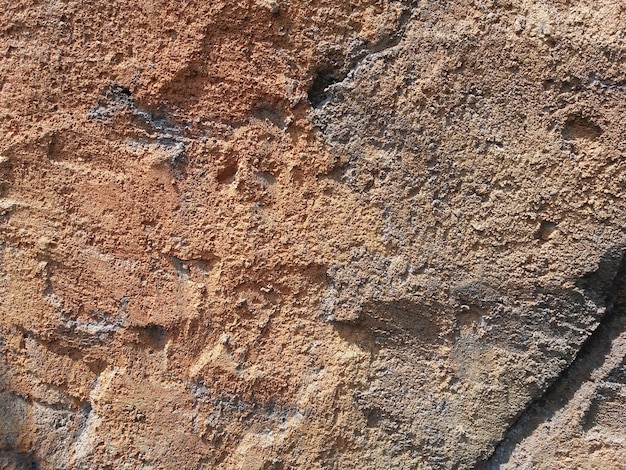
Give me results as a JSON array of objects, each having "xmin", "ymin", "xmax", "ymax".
[
  {"xmin": 308, "ymin": 0, "xmax": 418, "ymax": 108},
  {"xmin": 476, "ymin": 248, "xmax": 626, "ymax": 469}
]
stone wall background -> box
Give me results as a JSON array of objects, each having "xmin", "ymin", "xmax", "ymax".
[{"xmin": 1, "ymin": 1, "xmax": 625, "ymax": 468}]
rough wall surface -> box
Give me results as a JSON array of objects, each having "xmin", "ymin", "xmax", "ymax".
[{"xmin": 0, "ymin": 1, "xmax": 625, "ymax": 469}]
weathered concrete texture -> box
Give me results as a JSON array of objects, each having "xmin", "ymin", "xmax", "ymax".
[
  {"xmin": 1, "ymin": 0, "xmax": 625, "ymax": 469},
  {"xmin": 312, "ymin": 1, "xmax": 626, "ymax": 467},
  {"xmin": 481, "ymin": 257, "xmax": 626, "ymax": 469}
]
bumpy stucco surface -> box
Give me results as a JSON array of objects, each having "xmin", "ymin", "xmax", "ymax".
[{"xmin": 1, "ymin": 1, "xmax": 625, "ymax": 469}]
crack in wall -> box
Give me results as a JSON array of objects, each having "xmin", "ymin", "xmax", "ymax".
[
  {"xmin": 308, "ymin": 0, "xmax": 418, "ymax": 108},
  {"xmin": 0, "ymin": 450, "xmax": 40, "ymax": 470},
  {"xmin": 477, "ymin": 247, "xmax": 626, "ymax": 469}
]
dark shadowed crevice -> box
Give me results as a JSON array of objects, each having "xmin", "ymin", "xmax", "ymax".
[
  {"xmin": 307, "ymin": 1, "xmax": 417, "ymax": 108},
  {"xmin": 308, "ymin": 70, "xmax": 343, "ymax": 108},
  {"xmin": 476, "ymin": 246, "xmax": 626, "ymax": 469},
  {"xmin": 0, "ymin": 451, "xmax": 40, "ymax": 470}
]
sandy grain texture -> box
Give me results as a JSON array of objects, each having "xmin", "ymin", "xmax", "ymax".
[{"xmin": 1, "ymin": 1, "xmax": 625, "ymax": 468}]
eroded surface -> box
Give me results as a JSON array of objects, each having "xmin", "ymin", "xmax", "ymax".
[{"xmin": 1, "ymin": 1, "xmax": 625, "ymax": 469}]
